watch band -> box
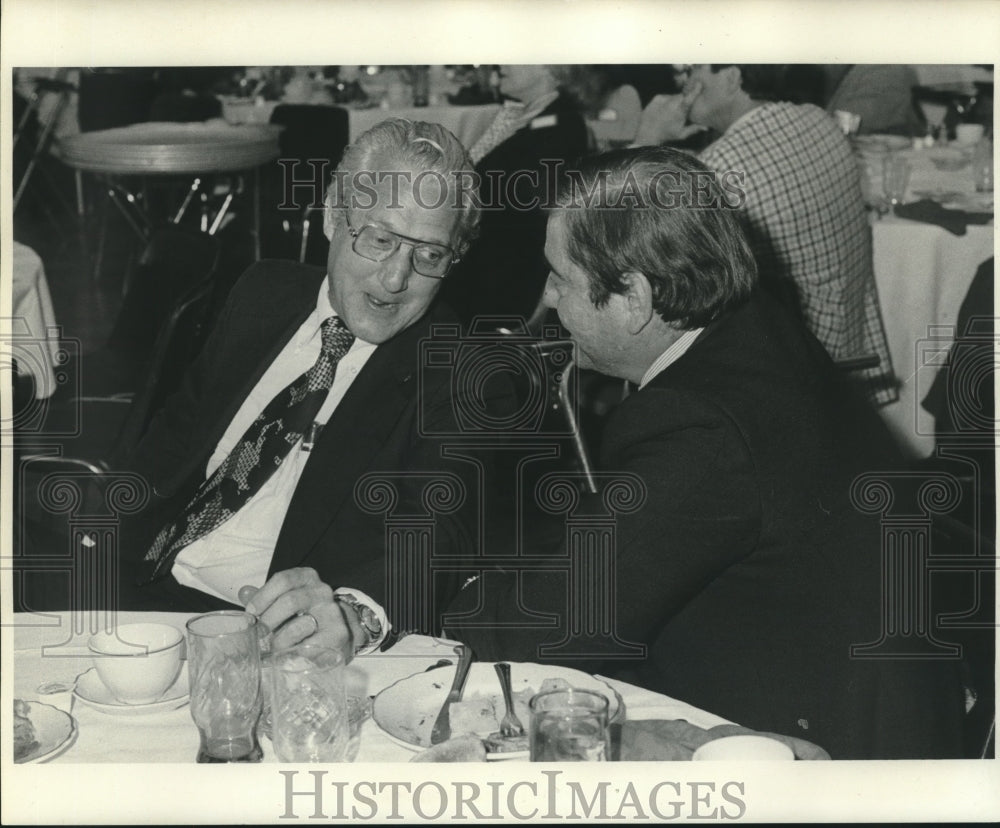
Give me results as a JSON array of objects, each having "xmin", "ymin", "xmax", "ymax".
[{"xmin": 334, "ymin": 592, "xmax": 383, "ymax": 653}]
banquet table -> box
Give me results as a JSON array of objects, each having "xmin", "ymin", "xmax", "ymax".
[
  {"xmin": 11, "ymin": 610, "xmax": 730, "ymax": 764},
  {"xmin": 857, "ymin": 137, "xmax": 994, "ymax": 458},
  {"xmin": 10, "ymin": 241, "xmax": 61, "ymax": 399}
]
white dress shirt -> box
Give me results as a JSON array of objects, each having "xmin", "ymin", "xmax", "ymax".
[
  {"xmin": 171, "ymin": 277, "xmax": 387, "ymax": 648},
  {"xmin": 639, "ymin": 328, "xmax": 705, "ymax": 389}
]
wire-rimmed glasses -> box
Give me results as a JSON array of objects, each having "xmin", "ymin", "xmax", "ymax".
[{"xmin": 345, "ymin": 215, "xmax": 458, "ymax": 279}]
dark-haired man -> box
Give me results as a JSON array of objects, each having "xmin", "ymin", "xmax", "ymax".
[
  {"xmin": 450, "ymin": 147, "xmax": 965, "ymax": 759},
  {"xmin": 634, "ymin": 64, "xmax": 896, "ymax": 406}
]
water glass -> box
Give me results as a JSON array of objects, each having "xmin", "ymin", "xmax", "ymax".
[
  {"xmin": 186, "ymin": 611, "xmax": 264, "ymax": 763},
  {"xmin": 270, "ymin": 645, "xmax": 349, "ymax": 763},
  {"xmin": 529, "ymin": 688, "xmax": 610, "ymax": 761},
  {"xmin": 882, "ymin": 154, "xmax": 911, "ymax": 213}
]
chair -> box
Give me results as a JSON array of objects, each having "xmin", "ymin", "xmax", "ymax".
[
  {"xmin": 15, "ymin": 225, "xmax": 221, "ymax": 474},
  {"xmin": 262, "ymin": 104, "xmax": 350, "ymax": 264}
]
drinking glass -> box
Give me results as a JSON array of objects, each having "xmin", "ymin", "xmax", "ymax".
[
  {"xmin": 186, "ymin": 611, "xmax": 264, "ymax": 763},
  {"xmin": 882, "ymin": 154, "xmax": 911, "ymax": 214},
  {"xmin": 529, "ymin": 688, "xmax": 610, "ymax": 761},
  {"xmin": 270, "ymin": 645, "xmax": 349, "ymax": 763}
]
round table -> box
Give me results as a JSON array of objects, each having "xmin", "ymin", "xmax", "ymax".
[
  {"xmin": 857, "ymin": 136, "xmax": 994, "ymax": 457},
  {"xmin": 58, "ymin": 121, "xmax": 282, "ymax": 260}
]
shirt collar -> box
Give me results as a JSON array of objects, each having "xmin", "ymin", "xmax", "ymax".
[
  {"xmin": 724, "ymin": 104, "xmax": 763, "ymax": 135},
  {"xmin": 639, "ymin": 327, "xmax": 704, "ymax": 389}
]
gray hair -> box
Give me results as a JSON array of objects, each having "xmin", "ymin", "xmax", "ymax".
[{"xmin": 323, "ymin": 118, "xmax": 480, "ymax": 255}]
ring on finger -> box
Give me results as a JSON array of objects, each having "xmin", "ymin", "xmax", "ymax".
[{"xmin": 297, "ymin": 611, "xmax": 319, "ymax": 637}]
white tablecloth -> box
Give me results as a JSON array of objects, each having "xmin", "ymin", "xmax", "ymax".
[
  {"xmin": 861, "ymin": 142, "xmax": 994, "ymax": 458},
  {"xmin": 11, "ymin": 241, "xmax": 60, "ymax": 399},
  {"xmin": 12, "ymin": 610, "xmax": 729, "ymax": 764},
  {"xmin": 872, "ymin": 219, "xmax": 992, "ymax": 458}
]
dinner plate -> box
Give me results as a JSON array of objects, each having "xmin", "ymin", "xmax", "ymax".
[
  {"xmin": 373, "ymin": 661, "xmax": 619, "ymax": 754},
  {"xmin": 15, "ymin": 701, "xmax": 78, "ymax": 764},
  {"xmin": 73, "ymin": 664, "xmax": 190, "ymax": 715}
]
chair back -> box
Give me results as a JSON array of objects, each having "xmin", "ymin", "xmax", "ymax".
[
  {"xmin": 262, "ymin": 104, "xmax": 350, "ymax": 263},
  {"xmin": 104, "ymin": 227, "xmax": 220, "ymax": 464},
  {"xmin": 106, "ymin": 225, "xmax": 221, "ymax": 359},
  {"xmin": 108, "ymin": 278, "xmax": 217, "ymax": 466}
]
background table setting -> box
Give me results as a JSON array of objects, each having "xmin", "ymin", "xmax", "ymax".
[
  {"xmin": 10, "ymin": 241, "xmax": 61, "ymax": 400},
  {"xmin": 856, "ymin": 132, "xmax": 994, "ymax": 457},
  {"xmin": 11, "ymin": 609, "xmax": 831, "ymax": 765}
]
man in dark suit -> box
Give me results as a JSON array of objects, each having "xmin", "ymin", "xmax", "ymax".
[
  {"xmin": 448, "ymin": 146, "xmax": 966, "ymax": 759},
  {"xmin": 110, "ymin": 119, "xmax": 487, "ymax": 656}
]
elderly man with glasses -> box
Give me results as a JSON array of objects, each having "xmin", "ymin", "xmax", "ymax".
[{"xmin": 99, "ymin": 119, "xmax": 495, "ymax": 658}]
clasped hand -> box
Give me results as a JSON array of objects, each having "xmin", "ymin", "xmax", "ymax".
[{"xmin": 239, "ymin": 567, "xmax": 363, "ymax": 660}]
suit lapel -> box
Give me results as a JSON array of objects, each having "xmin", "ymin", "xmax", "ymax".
[
  {"xmin": 163, "ymin": 267, "xmax": 323, "ymax": 494},
  {"xmin": 268, "ymin": 310, "xmax": 431, "ymax": 574}
]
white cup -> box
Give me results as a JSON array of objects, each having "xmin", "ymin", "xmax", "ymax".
[
  {"xmin": 89, "ymin": 623, "xmax": 184, "ymax": 704},
  {"xmin": 956, "ymin": 124, "xmax": 985, "ymax": 146},
  {"xmin": 692, "ymin": 734, "xmax": 795, "ymax": 761}
]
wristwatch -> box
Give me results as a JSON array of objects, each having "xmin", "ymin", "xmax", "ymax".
[{"xmin": 335, "ymin": 592, "xmax": 383, "ymax": 653}]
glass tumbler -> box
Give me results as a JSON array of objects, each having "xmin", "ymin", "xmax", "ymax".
[
  {"xmin": 882, "ymin": 154, "xmax": 911, "ymax": 214},
  {"xmin": 270, "ymin": 645, "xmax": 349, "ymax": 763},
  {"xmin": 186, "ymin": 611, "xmax": 264, "ymax": 763},
  {"xmin": 529, "ymin": 688, "xmax": 610, "ymax": 761}
]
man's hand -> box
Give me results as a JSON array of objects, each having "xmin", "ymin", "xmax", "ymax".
[
  {"xmin": 632, "ymin": 83, "xmax": 706, "ymax": 147},
  {"xmin": 239, "ymin": 568, "xmax": 365, "ymax": 660}
]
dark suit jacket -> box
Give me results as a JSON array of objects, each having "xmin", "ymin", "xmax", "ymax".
[
  {"xmin": 118, "ymin": 260, "xmax": 483, "ymax": 618},
  {"xmin": 448, "ymin": 293, "xmax": 966, "ymax": 759},
  {"xmin": 441, "ymin": 93, "xmax": 589, "ymax": 325}
]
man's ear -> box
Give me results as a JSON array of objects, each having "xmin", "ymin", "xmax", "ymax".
[{"xmin": 620, "ymin": 270, "xmax": 655, "ymax": 335}]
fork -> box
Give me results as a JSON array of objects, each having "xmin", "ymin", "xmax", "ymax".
[{"xmin": 494, "ymin": 662, "xmax": 525, "ymax": 737}]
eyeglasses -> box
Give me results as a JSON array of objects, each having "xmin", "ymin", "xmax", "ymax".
[{"xmin": 345, "ymin": 215, "xmax": 458, "ymax": 279}]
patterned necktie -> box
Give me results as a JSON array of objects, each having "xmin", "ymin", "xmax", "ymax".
[{"xmin": 142, "ymin": 316, "xmax": 355, "ymax": 582}]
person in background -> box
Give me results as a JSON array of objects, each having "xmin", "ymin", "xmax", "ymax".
[
  {"xmin": 441, "ymin": 64, "xmax": 590, "ymax": 328},
  {"xmin": 823, "ymin": 64, "xmax": 923, "ymax": 136},
  {"xmin": 634, "ymin": 64, "xmax": 897, "ymax": 406},
  {"xmin": 448, "ymin": 147, "xmax": 965, "ymax": 759}
]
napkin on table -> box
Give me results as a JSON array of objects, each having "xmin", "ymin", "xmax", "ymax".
[{"xmin": 894, "ymin": 199, "xmax": 993, "ymax": 236}]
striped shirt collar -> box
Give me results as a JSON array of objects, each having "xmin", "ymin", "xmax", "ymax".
[{"xmin": 639, "ymin": 328, "xmax": 705, "ymax": 389}]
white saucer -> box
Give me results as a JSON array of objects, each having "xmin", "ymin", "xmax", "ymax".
[
  {"xmin": 16, "ymin": 701, "xmax": 78, "ymax": 763},
  {"xmin": 73, "ymin": 664, "xmax": 190, "ymax": 715}
]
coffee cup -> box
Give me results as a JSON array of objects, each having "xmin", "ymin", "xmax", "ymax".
[{"xmin": 89, "ymin": 623, "xmax": 184, "ymax": 704}]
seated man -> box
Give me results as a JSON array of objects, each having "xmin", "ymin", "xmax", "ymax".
[
  {"xmin": 634, "ymin": 64, "xmax": 897, "ymax": 406},
  {"xmin": 24, "ymin": 119, "xmax": 487, "ymax": 659},
  {"xmin": 448, "ymin": 147, "xmax": 965, "ymax": 759}
]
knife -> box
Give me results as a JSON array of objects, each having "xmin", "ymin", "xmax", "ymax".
[{"xmin": 430, "ymin": 644, "xmax": 473, "ymax": 745}]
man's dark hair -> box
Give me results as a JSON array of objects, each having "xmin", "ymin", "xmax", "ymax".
[
  {"xmin": 556, "ymin": 146, "xmax": 757, "ymax": 329},
  {"xmin": 709, "ymin": 63, "xmax": 818, "ymax": 104}
]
